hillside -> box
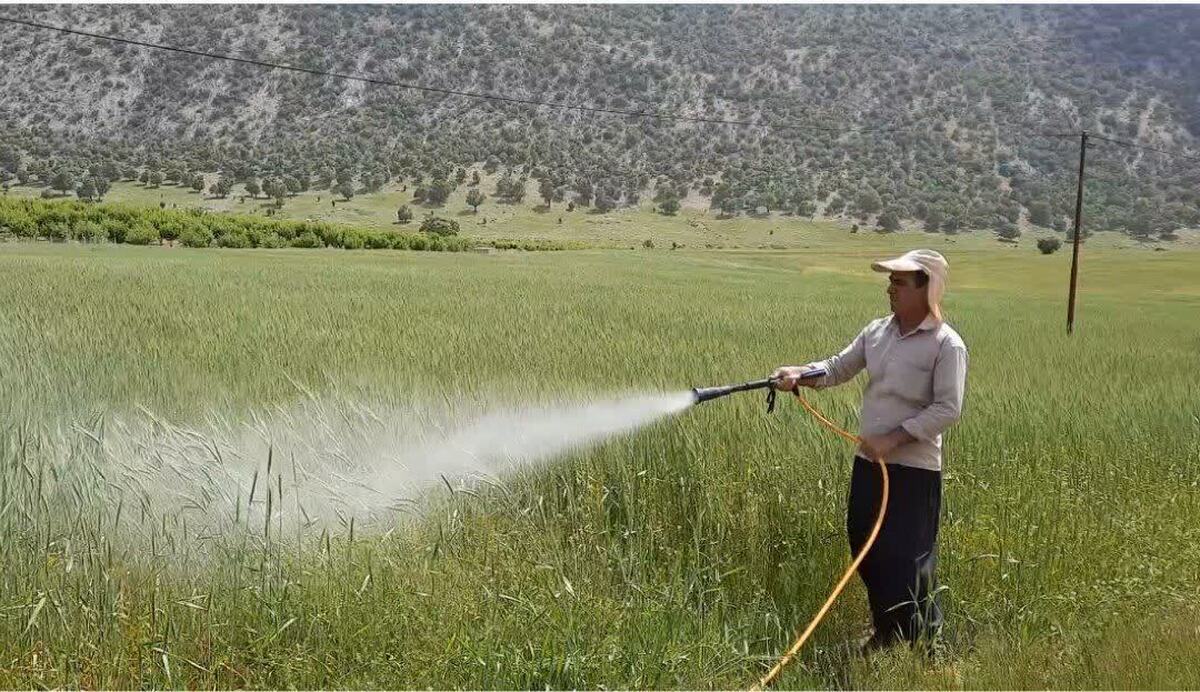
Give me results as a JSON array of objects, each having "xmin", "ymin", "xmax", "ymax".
[{"xmin": 2, "ymin": 4, "xmax": 1200, "ymax": 236}]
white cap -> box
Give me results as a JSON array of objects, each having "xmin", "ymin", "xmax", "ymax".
[{"xmin": 871, "ymin": 249, "xmax": 949, "ymax": 321}]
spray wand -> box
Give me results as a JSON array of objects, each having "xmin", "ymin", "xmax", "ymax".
[
  {"xmin": 690, "ymin": 366, "xmax": 827, "ymax": 411},
  {"xmin": 688, "ymin": 365, "xmax": 890, "ymax": 690}
]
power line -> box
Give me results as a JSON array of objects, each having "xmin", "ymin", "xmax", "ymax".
[
  {"xmin": 1089, "ymin": 134, "xmax": 1200, "ymax": 163},
  {"xmin": 0, "ymin": 15, "xmax": 903, "ymax": 137},
  {"xmin": 5, "ymin": 14, "xmax": 1183, "ymax": 171}
]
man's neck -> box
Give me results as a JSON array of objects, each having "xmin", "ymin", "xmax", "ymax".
[{"xmin": 894, "ymin": 309, "xmax": 929, "ymax": 335}]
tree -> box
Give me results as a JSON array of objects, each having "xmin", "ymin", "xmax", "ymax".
[
  {"xmin": 148, "ymin": 171, "xmax": 164, "ymax": 188},
  {"xmin": 284, "ymin": 175, "xmax": 302, "ymax": 196},
  {"xmin": 76, "ymin": 178, "xmax": 98, "ymax": 202},
  {"xmin": 857, "ymin": 188, "xmax": 882, "ymax": 215},
  {"xmin": 74, "ymin": 175, "xmax": 112, "ymax": 202},
  {"xmin": 425, "ymin": 179, "xmax": 453, "ymax": 206},
  {"xmin": 336, "ymin": 181, "xmax": 355, "ymax": 201},
  {"xmin": 658, "ymin": 197, "xmax": 680, "ymax": 215},
  {"xmin": 139, "ymin": 170, "xmax": 150, "ymax": 185},
  {"xmin": 470, "ymin": 170, "xmax": 481, "ymax": 187},
  {"xmin": 509, "ymin": 177, "xmax": 527, "ymax": 203},
  {"xmin": 419, "ymin": 216, "xmax": 459, "ymax": 236},
  {"xmin": 1037, "ymin": 238, "xmax": 1062, "ymax": 254},
  {"xmin": 539, "ymin": 178, "xmax": 555, "ymax": 208},
  {"xmin": 995, "ymin": 220, "xmax": 1021, "ymax": 240},
  {"xmin": 466, "ymin": 188, "xmax": 486, "ymax": 213},
  {"xmin": 494, "ymin": 174, "xmax": 513, "ymax": 200},
  {"xmin": 51, "ymin": 170, "xmax": 75, "ymax": 196},
  {"xmin": 1027, "ymin": 200, "xmax": 1052, "ymax": 227},
  {"xmin": 1126, "ymin": 199, "xmax": 1161, "ymax": 240},
  {"xmin": 595, "ymin": 193, "xmax": 617, "ymax": 213},
  {"xmin": 923, "ymin": 208, "xmax": 944, "ymax": 233},
  {"xmin": 0, "ymin": 146, "xmax": 19, "ymax": 174},
  {"xmin": 210, "ymin": 177, "xmax": 233, "ymax": 198},
  {"xmin": 262, "ymin": 178, "xmax": 287, "ymax": 204},
  {"xmin": 245, "ymin": 178, "xmax": 261, "ymax": 198},
  {"xmin": 877, "ymin": 209, "xmax": 902, "ymax": 232},
  {"xmin": 396, "ymin": 204, "xmax": 413, "ymax": 223},
  {"xmin": 191, "ymin": 175, "xmax": 205, "ymax": 193},
  {"xmin": 574, "ymin": 179, "xmax": 593, "ymax": 207},
  {"xmin": 91, "ymin": 162, "xmax": 117, "ymax": 183}
]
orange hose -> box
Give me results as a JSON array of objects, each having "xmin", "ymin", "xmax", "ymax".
[{"xmin": 751, "ymin": 391, "xmax": 890, "ymax": 691}]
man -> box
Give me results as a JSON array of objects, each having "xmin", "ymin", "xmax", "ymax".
[{"xmin": 772, "ymin": 248, "xmax": 968, "ymax": 651}]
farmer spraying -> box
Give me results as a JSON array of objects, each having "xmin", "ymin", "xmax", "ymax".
[{"xmin": 772, "ymin": 248, "xmax": 968, "ymax": 652}]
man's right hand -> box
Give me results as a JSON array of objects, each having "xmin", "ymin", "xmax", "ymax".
[{"xmin": 771, "ymin": 365, "xmax": 820, "ymax": 391}]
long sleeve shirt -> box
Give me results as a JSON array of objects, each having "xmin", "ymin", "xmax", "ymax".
[{"xmin": 804, "ymin": 314, "xmax": 968, "ymax": 471}]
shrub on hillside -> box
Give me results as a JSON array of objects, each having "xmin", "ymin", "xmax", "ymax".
[
  {"xmin": 215, "ymin": 231, "xmax": 250, "ymax": 248},
  {"xmin": 74, "ymin": 220, "xmax": 107, "ymax": 243},
  {"xmin": 179, "ymin": 223, "xmax": 214, "ymax": 248},
  {"xmin": 419, "ymin": 216, "xmax": 459, "ymax": 236},
  {"xmin": 125, "ymin": 222, "xmax": 160, "ymax": 245},
  {"xmin": 0, "ymin": 209, "xmax": 37, "ymax": 237},
  {"xmin": 45, "ymin": 221, "xmax": 70, "ymax": 241},
  {"xmin": 1037, "ymin": 238, "xmax": 1062, "ymax": 254},
  {"xmin": 291, "ymin": 231, "xmax": 323, "ymax": 248},
  {"xmin": 258, "ymin": 232, "xmax": 287, "ymax": 249}
]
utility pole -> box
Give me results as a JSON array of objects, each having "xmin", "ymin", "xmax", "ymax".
[{"xmin": 1066, "ymin": 131, "xmax": 1088, "ymax": 335}]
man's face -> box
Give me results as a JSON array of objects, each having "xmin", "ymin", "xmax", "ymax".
[{"xmin": 887, "ymin": 271, "xmax": 928, "ymax": 315}]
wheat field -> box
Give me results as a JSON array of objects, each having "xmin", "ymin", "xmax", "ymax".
[{"xmin": 0, "ymin": 240, "xmax": 1197, "ymax": 688}]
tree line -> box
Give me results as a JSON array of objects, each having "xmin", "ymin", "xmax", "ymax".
[{"xmin": 0, "ymin": 197, "xmax": 575, "ymax": 251}]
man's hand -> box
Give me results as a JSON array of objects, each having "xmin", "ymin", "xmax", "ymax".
[
  {"xmin": 859, "ymin": 428, "xmax": 917, "ymax": 461},
  {"xmin": 771, "ymin": 365, "xmax": 820, "ymax": 391}
]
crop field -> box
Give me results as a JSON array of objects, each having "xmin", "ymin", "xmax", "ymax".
[{"xmin": 0, "ymin": 238, "xmax": 1198, "ymax": 688}]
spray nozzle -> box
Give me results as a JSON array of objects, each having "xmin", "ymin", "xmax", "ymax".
[{"xmin": 690, "ymin": 367, "xmax": 827, "ymax": 412}]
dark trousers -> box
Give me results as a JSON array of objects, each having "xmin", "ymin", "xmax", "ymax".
[{"xmin": 847, "ymin": 455, "xmax": 943, "ymax": 644}]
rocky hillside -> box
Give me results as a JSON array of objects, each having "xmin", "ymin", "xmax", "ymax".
[{"xmin": 2, "ymin": 4, "xmax": 1200, "ymax": 236}]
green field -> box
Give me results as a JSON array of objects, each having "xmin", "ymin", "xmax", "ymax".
[{"xmin": 1, "ymin": 238, "xmax": 1198, "ymax": 688}]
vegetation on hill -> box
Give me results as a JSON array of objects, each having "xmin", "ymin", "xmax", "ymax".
[{"xmin": 2, "ymin": 5, "xmax": 1200, "ymax": 237}]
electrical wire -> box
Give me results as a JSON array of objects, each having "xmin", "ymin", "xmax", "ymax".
[
  {"xmin": 1089, "ymin": 134, "xmax": 1200, "ymax": 163},
  {"xmin": 0, "ymin": 15, "xmax": 902, "ymax": 137}
]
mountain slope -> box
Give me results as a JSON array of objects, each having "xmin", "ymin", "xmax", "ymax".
[{"xmin": 2, "ymin": 4, "xmax": 1200, "ymax": 235}]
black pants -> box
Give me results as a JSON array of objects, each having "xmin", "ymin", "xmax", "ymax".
[{"xmin": 847, "ymin": 455, "xmax": 943, "ymax": 644}]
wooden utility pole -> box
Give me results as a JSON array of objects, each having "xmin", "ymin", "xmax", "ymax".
[{"xmin": 1066, "ymin": 131, "xmax": 1088, "ymax": 335}]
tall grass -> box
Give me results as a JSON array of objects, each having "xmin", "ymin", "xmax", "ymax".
[{"xmin": 0, "ymin": 242, "xmax": 1196, "ymax": 688}]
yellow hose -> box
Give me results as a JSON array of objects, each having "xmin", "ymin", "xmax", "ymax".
[{"xmin": 751, "ymin": 391, "xmax": 890, "ymax": 690}]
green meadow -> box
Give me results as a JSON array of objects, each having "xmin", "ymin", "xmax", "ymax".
[{"xmin": 0, "ymin": 235, "xmax": 1197, "ymax": 688}]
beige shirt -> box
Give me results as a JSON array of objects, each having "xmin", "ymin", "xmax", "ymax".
[{"xmin": 805, "ymin": 314, "xmax": 968, "ymax": 471}]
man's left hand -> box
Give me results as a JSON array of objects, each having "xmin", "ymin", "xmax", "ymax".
[{"xmin": 859, "ymin": 429, "xmax": 916, "ymax": 461}]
